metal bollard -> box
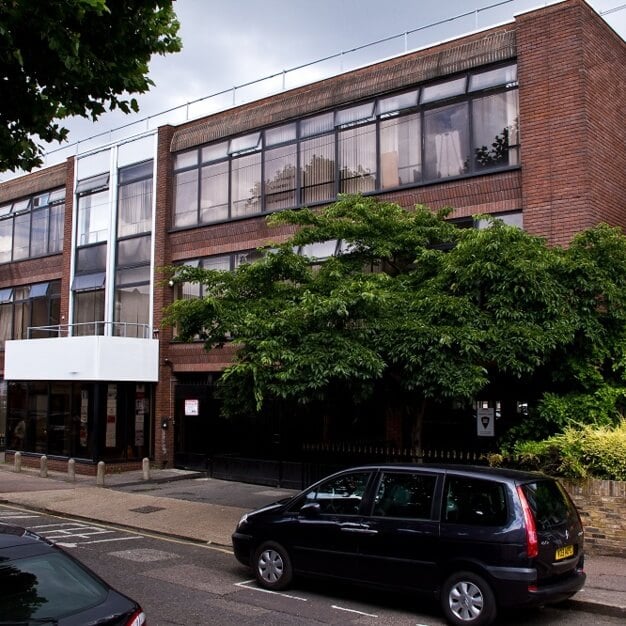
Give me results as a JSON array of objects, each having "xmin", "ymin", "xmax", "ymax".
[
  {"xmin": 142, "ymin": 457, "xmax": 150, "ymax": 481},
  {"xmin": 68, "ymin": 458, "xmax": 76, "ymax": 482},
  {"xmin": 14, "ymin": 451, "xmax": 21, "ymax": 473},
  {"xmin": 40, "ymin": 455, "xmax": 48, "ymax": 478},
  {"xmin": 96, "ymin": 461, "xmax": 105, "ymax": 487}
]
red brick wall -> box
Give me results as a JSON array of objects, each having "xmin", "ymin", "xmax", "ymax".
[{"xmin": 516, "ymin": 0, "xmax": 625, "ymax": 246}]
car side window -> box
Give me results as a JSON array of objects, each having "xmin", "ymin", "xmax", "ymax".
[
  {"xmin": 373, "ymin": 472, "xmax": 437, "ymax": 519},
  {"xmin": 443, "ymin": 476, "xmax": 508, "ymax": 526},
  {"xmin": 304, "ymin": 471, "xmax": 370, "ymax": 515}
]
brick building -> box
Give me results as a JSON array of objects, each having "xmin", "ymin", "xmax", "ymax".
[{"xmin": 0, "ymin": 0, "xmax": 623, "ymax": 477}]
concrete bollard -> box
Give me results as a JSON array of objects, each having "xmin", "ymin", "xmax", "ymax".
[
  {"xmin": 68, "ymin": 458, "xmax": 76, "ymax": 482},
  {"xmin": 96, "ymin": 461, "xmax": 105, "ymax": 487},
  {"xmin": 13, "ymin": 451, "xmax": 21, "ymax": 473},
  {"xmin": 142, "ymin": 457, "xmax": 150, "ymax": 481},
  {"xmin": 40, "ymin": 455, "xmax": 48, "ymax": 478}
]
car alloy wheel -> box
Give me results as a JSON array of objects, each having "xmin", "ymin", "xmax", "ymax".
[
  {"xmin": 254, "ymin": 541, "xmax": 293, "ymax": 591},
  {"xmin": 442, "ymin": 571, "xmax": 496, "ymax": 626}
]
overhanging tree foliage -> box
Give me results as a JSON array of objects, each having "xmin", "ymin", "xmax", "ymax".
[
  {"xmin": 0, "ymin": 0, "xmax": 181, "ymax": 172},
  {"xmin": 166, "ymin": 195, "xmax": 626, "ymax": 451}
]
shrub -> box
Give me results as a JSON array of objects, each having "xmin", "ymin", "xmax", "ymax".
[{"xmin": 497, "ymin": 420, "xmax": 626, "ymax": 480}]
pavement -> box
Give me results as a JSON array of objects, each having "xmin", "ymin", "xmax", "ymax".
[{"xmin": 0, "ymin": 454, "xmax": 625, "ymax": 619}]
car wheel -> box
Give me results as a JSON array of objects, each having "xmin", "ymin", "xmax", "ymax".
[
  {"xmin": 254, "ymin": 541, "xmax": 293, "ymax": 591},
  {"xmin": 441, "ymin": 571, "xmax": 496, "ymax": 626}
]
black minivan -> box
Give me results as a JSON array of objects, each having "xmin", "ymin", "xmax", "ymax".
[{"xmin": 232, "ymin": 464, "xmax": 585, "ymax": 625}]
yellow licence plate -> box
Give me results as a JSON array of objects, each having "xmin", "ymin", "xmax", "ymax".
[{"xmin": 555, "ymin": 545, "xmax": 574, "ymax": 560}]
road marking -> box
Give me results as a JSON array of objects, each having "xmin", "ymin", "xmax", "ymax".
[
  {"xmin": 331, "ymin": 605, "xmax": 378, "ymax": 617},
  {"xmin": 0, "ymin": 511, "xmax": 41, "ymax": 520},
  {"xmin": 235, "ymin": 580, "xmax": 308, "ymax": 601},
  {"xmin": 56, "ymin": 536, "xmax": 143, "ymax": 548}
]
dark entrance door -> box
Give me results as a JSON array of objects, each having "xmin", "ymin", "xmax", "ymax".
[{"xmin": 173, "ymin": 377, "xmax": 216, "ymax": 471}]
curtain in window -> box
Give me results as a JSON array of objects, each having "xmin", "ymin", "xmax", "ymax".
[
  {"xmin": 74, "ymin": 290, "xmax": 105, "ymax": 336},
  {"xmin": 48, "ymin": 204, "xmax": 64, "ymax": 253},
  {"xmin": 0, "ymin": 304, "xmax": 12, "ymax": 347},
  {"xmin": 424, "ymin": 102, "xmax": 469, "ymax": 180},
  {"xmin": 300, "ymin": 135, "xmax": 335, "ymax": 204},
  {"xmin": 200, "ymin": 161, "xmax": 229, "ymax": 223},
  {"xmin": 231, "ymin": 153, "xmax": 261, "ymax": 217},
  {"xmin": 264, "ymin": 144, "xmax": 297, "ymax": 211},
  {"xmin": 173, "ymin": 169, "xmax": 198, "ymax": 227},
  {"xmin": 380, "ymin": 113, "xmax": 421, "ymax": 188},
  {"xmin": 472, "ymin": 91, "xmax": 519, "ymax": 169},
  {"xmin": 339, "ymin": 123, "xmax": 376, "ymax": 194},
  {"xmin": 118, "ymin": 179, "xmax": 152, "ymax": 237},
  {"xmin": 114, "ymin": 285, "xmax": 150, "ymax": 337}
]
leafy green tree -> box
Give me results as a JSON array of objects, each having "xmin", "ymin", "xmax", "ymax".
[
  {"xmin": 0, "ymin": 0, "xmax": 181, "ymax": 172},
  {"xmin": 166, "ymin": 196, "xmax": 580, "ymax": 451}
]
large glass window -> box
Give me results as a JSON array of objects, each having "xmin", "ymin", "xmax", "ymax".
[
  {"xmin": 424, "ymin": 102, "xmax": 470, "ymax": 180},
  {"xmin": 231, "ymin": 152, "xmax": 262, "ymax": 217},
  {"xmin": 300, "ymin": 134, "xmax": 335, "ymax": 204},
  {"xmin": 380, "ymin": 113, "xmax": 422, "ymax": 188},
  {"xmin": 76, "ymin": 173, "xmax": 109, "ymax": 246},
  {"xmin": 264, "ymin": 144, "xmax": 297, "ymax": 211},
  {"xmin": 11, "ymin": 212, "xmax": 30, "ymax": 260},
  {"xmin": 200, "ymin": 161, "xmax": 229, "ymax": 223},
  {"xmin": 338, "ymin": 123, "xmax": 376, "ymax": 194},
  {"xmin": 117, "ymin": 172, "xmax": 152, "ymax": 237},
  {"xmin": 0, "ymin": 188, "xmax": 64, "ymax": 263},
  {"xmin": 74, "ymin": 289, "xmax": 105, "ymax": 336},
  {"xmin": 174, "ymin": 168, "xmax": 199, "ymax": 227},
  {"xmin": 473, "ymin": 91, "xmax": 519, "ymax": 170},
  {"xmin": 0, "ymin": 281, "xmax": 61, "ymax": 345},
  {"xmin": 173, "ymin": 63, "xmax": 519, "ymax": 226}
]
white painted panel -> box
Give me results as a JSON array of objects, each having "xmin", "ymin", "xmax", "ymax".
[
  {"xmin": 4, "ymin": 337, "xmax": 159, "ymax": 382},
  {"xmin": 118, "ymin": 134, "xmax": 156, "ymax": 167},
  {"xmin": 76, "ymin": 149, "xmax": 112, "ymax": 180}
]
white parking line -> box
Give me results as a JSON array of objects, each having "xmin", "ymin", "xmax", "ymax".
[
  {"xmin": 56, "ymin": 536, "xmax": 143, "ymax": 548},
  {"xmin": 235, "ymin": 580, "xmax": 308, "ymax": 601},
  {"xmin": 331, "ymin": 605, "xmax": 378, "ymax": 618},
  {"xmin": 0, "ymin": 512, "xmax": 41, "ymax": 520}
]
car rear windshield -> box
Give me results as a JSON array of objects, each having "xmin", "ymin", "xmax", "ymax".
[
  {"xmin": 520, "ymin": 480, "xmax": 573, "ymax": 530},
  {"xmin": 0, "ymin": 552, "xmax": 108, "ymax": 620}
]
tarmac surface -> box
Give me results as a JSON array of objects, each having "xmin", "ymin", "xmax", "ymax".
[{"xmin": 0, "ymin": 454, "xmax": 624, "ymax": 619}]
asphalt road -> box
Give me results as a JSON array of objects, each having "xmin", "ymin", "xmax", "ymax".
[{"xmin": 1, "ymin": 504, "xmax": 623, "ymax": 626}]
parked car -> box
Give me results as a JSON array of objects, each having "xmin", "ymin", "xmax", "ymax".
[
  {"xmin": 232, "ymin": 464, "xmax": 585, "ymax": 625},
  {"xmin": 0, "ymin": 523, "xmax": 146, "ymax": 625}
]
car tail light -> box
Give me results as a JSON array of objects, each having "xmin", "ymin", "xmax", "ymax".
[
  {"xmin": 125, "ymin": 609, "xmax": 146, "ymax": 626},
  {"xmin": 517, "ymin": 485, "xmax": 538, "ymax": 558}
]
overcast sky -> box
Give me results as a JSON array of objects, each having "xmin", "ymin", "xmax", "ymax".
[{"xmin": 28, "ymin": 0, "xmax": 626, "ymax": 170}]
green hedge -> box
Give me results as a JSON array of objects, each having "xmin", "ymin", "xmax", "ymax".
[{"xmin": 491, "ymin": 420, "xmax": 626, "ymax": 481}]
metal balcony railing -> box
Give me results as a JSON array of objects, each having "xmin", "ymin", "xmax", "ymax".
[{"xmin": 26, "ymin": 322, "xmax": 153, "ymax": 339}]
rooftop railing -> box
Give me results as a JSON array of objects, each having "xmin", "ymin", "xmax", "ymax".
[{"xmin": 23, "ymin": 1, "xmax": 551, "ymax": 170}]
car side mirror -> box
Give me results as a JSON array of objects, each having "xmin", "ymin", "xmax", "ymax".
[{"xmin": 299, "ymin": 502, "xmax": 321, "ymax": 517}]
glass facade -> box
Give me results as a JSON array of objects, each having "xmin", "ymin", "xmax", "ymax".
[
  {"xmin": 0, "ymin": 189, "xmax": 65, "ymax": 263},
  {"xmin": 6, "ymin": 381, "xmax": 152, "ymax": 461},
  {"xmin": 114, "ymin": 161, "xmax": 153, "ymax": 337},
  {"xmin": 173, "ymin": 63, "xmax": 519, "ymax": 227},
  {"xmin": 0, "ymin": 281, "xmax": 61, "ymax": 348}
]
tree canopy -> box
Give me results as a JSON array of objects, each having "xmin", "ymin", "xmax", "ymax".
[
  {"xmin": 0, "ymin": 0, "xmax": 181, "ymax": 172},
  {"xmin": 165, "ymin": 195, "xmax": 626, "ymax": 450}
]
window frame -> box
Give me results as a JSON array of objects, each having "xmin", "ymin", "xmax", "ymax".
[{"xmin": 171, "ymin": 62, "xmax": 519, "ymax": 229}]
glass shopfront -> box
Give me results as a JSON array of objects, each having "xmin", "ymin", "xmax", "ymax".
[{"xmin": 6, "ymin": 381, "xmax": 152, "ymax": 462}]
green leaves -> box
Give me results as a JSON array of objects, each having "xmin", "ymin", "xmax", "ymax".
[
  {"xmin": 165, "ymin": 196, "xmax": 626, "ymax": 449},
  {"xmin": 0, "ymin": 0, "xmax": 181, "ymax": 172}
]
